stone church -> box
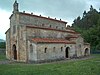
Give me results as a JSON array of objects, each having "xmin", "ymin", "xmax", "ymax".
[{"xmin": 5, "ymin": 1, "xmax": 90, "ymax": 62}]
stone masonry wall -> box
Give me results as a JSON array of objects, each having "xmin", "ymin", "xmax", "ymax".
[
  {"xmin": 75, "ymin": 36, "xmax": 85, "ymax": 57},
  {"xmin": 6, "ymin": 29, "xmax": 11, "ymax": 59},
  {"xmin": 27, "ymin": 41, "xmax": 37, "ymax": 61},
  {"xmin": 8, "ymin": 13, "xmax": 27, "ymax": 62},
  {"xmin": 36, "ymin": 43, "xmax": 76, "ymax": 61},
  {"xmin": 26, "ymin": 27, "xmax": 73, "ymax": 40},
  {"xmin": 19, "ymin": 14, "xmax": 66, "ymax": 30},
  {"xmin": 18, "ymin": 25, "xmax": 27, "ymax": 62}
]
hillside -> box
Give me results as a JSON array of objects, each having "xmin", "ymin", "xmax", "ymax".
[
  {"xmin": 0, "ymin": 39, "xmax": 5, "ymax": 42},
  {"xmin": 0, "ymin": 39, "xmax": 6, "ymax": 48}
]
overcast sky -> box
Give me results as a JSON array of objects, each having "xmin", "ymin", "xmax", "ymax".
[{"xmin": 0, "ymin": 0, "xmax": 100, "ymax": 40}]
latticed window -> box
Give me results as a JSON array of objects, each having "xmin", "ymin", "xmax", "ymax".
[{"xmin": 42, "ymin": 24, "xmax": 44, "ymax": 27}]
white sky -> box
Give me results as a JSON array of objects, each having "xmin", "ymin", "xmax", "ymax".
[{"xmin": 0, "ymin": 9, "xmax": 10, "ymax": 40}]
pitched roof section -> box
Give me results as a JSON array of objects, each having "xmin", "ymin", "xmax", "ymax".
[
  {"xmin": 31, "ymin": 38, "xmax": 76, "ymax": 44},
  {"xmin": 19, "ymin": 12, "xmax": 67, "ymax": 24},
  {"xmin": 66, "ymin": 36, "xmax": 78, "ymax": 38},
  {"xmin": 26, "ymin": 25, "xmax": 79, "ymax": 34},
  {"xmin": 5, "ymin": 28, "xmax": 10, "ymax": 34},
  {"xmin": 84, "ymin": 43, "xmax": 90, "ymax": 45}
]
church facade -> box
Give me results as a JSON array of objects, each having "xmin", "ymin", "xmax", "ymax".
[{"xmin": 5, "ymin": 1, "xmax": 90, "ymax": 62}]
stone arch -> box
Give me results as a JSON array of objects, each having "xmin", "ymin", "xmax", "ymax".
[
  {"xmin": 12, "ymin": 44, "xmax": 17, "ymax": 60},
  {"xmin": 84, "ymin": 48, "xmax": 89, "ymax": 56},
  {"xmin": 65, "ymin": 47, "xmax": 70, "ymax": 58}
]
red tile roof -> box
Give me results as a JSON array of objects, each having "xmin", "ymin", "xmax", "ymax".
[
  {"xmin": 19, "ymin": 12, "xmax": 67, "ymax": 24},
  {"xmin": 26, "ymin": 25, "xmax": 79, "ymax": 34},
  {"xmin": 5, "ymin": 28, "xmax": 10, "ymax": 34},
  {"xmin": 66, "ymin": 36, "xmax": 78, "ymax": 38},
  {"xmin": 31, "ymin": 38, "xmax": 76, "ymax": 44}
]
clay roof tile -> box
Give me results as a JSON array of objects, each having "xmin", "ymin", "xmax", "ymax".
[{"xmin": 31, "ymin": 38, "xmax": 76, "ymax": 44}]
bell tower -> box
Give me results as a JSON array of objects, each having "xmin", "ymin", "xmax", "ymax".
[{"xmin": 13, "ymin": 0, "xmax": 19, "ymax": 13}]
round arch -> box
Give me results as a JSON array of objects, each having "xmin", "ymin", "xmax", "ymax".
[
  {"xmin": 12, "ymin": 44, "xmax": 17, "ymax": 60},
  {"xmin": 65, "ymin": 47, "xmax": 70, "ymax": 58},
  {"xmin": 84, "ymin": 48, "xmax": 89, "ymax": 56}
]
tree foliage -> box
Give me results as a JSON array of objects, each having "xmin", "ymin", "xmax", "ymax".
[
  {"xmin": 0, "ymin": 42, "xmax": 6, "ymax": 48},
  {"xmin": 72, "ymin": 5, "xmax": 100, "ymax": 50}
]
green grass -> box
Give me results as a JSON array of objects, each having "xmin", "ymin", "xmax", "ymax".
[
  {"xmin": 0, "ymin": 54, "xmax": 6, "ymax": 60},
  {"xmin": 0, "ymin": 54, "xmax": 100, "ymax": 75}
]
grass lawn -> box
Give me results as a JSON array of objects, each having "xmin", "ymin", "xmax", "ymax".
[
  {"xmin": 0, "ymin": 54, "xmax": 100, "ymax": 75},
  {"xmin": 0, "ymin": 54, "xmax": 6, "ymax": 60}
]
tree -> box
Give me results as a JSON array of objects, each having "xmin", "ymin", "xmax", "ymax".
[
  {"xmin": 72, "ymin": 5, "xmax": 99, "ymax": 29},
  {"xmin": 0, "ymin": 42, "xmax": 6, "ymax": 48},
  {"xmin": 83, "ymin": 10, "xmax": 87, "ymax": 17},
  {"xmin": 72, "ymin": 5, "xmax": 100, "ymax": 51}
]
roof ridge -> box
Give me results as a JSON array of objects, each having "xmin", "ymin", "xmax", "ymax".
[
  {"xmin": 31, "ymin": 38, "xmax": 76, "ymax": 44},
  {"xmin": 19, "ymin": 12, "xmax": 67, "ymax": 24}
]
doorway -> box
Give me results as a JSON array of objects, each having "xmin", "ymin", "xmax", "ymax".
[
  {"xmin": 84, "ymin": 48, "xmax": 89, "ymax": 56},
  {"xmin": 65, "ymin": 47, "xmax": 70, "ymax": 58},
  {"xmin": 13, "ymin": 44, "xmax": 17, "ymax": 60}
]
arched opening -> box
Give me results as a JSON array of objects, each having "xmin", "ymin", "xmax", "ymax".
[
  {"xmin": 12, "ymin": 44, "xmax": 17, "ymax": 60},
  {"xmin": 84, "ymin": 48, "xmax": 89, "ymax": 56},
  {"xmin": 65, "ymin": 47, "xmax": 70, "ymax": 58},
  {"xmin": 44, "ymin": 47, "xmax": 47, "ymax": 53},
  {"xmin": 61, "ymin": 47, "xmax": 63, "ymax": 52}
]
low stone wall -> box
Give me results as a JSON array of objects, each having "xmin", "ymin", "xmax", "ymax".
[{"xmin": 0, "ymin": 48, "xmax": 6, "ymax": 54}]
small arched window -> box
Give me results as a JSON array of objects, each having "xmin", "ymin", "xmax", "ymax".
[
  {"xmin": 62, "ymin": 27, "xmax": 63, "ymax": 30},
  {"xmin": 42, "ymin": 24, "xmax": 44, "ymax": 27},
  {"xmin": 56, "ymin": 26, "xmax": 58, "ymax": 29},
  {"xmin": 61, "ymin": 47, "xmax": 63, "ymax": 52},
  {"xmin": 50, "ymin": 25, "xmax": 52, "ymax": 28},
  {"xmin": 44, "ymin": 47, "xmax": 47, "ymax": 53},
  {"xmin": 53, "ymin": 47, "xmax": 56, "ymax": 52}
]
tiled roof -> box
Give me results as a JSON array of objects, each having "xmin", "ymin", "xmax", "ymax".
[
  {"xmin": 31, "ymin": 38, "xmax": 76, "ymax": 44},
  {"xmin": 84, "ymin": 43, "xmax": 90, "ymax": 45},
  {"xmin": 19, "ymin": 12, "xmax": 67, "ymax": 24},
  {"xmin": 26, "ymin": 25, "xmax": 79, "ymax": 34},
  {"xmin": 5, "ymin": 28, "xmax": 10, "ymax": 34},
  {"xmin": 66, "ymin": 36, "xmax": 78, "ymax": 38}
]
